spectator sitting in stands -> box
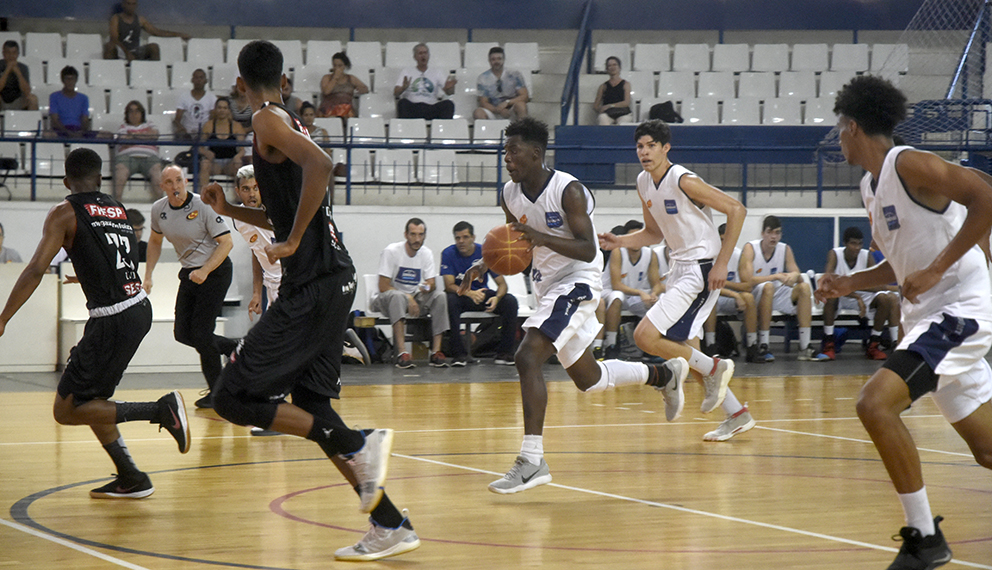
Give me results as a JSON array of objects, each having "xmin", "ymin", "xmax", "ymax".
[
  {"xmin": 820, "ymin": 226, "xmax": 901, "ymax": 360},
  {"xmin": 103, "ymin": 0, "xmax": 189, "ymax": 61},
  {"xmin": 198, "ymin": 97, "xmax": 245, "ymax": 189},
  {"xmin": 318, "ymin": 52, "xmax": 369, "ymax": 121},
  {"xmin": 739, "ymin": 215, "xmax": 829, "ymax": 362},
  {"xmin": 440, "ymin": 221, "xmax": 519, "ymax": 367},
  {"xmin": 473, "ymin": 46, "xmax": 528, "ymax": 121},
  {"xmin": 371, "ymin": 218, "xmax": 450, "ymax": 369},
  {"xmin": 174, "ymin": 68, "xmax": 216, "ymax": 140},
  {"xmin": 229, "ymin": 84, "xmax": 253, "ymax": 133},
  {"xmin": 126, "ymin": 209, "xmax": 148, "ymax": 263},
  {"xmin": 394, "ymin": 43, "xmax": 456, "ymax": 120},
  {"xmin": 0, "ymin": 222, "xmax": 22, "ymax": 263},
  {"xmin": 113, "ymin": 100, "xmax": 162, "ymax": 201},
  {"xmin": 593, "ymin": 56, "xmax": 632, "ymax": 126},
  {"xmin": 601, "ymin": 219, "xmax": 664, "ymax": 359},
  {"xmin": 299, "ymin": 101, "xmax": 328, "ymax": 142},
  {"xmin": 280, "ymin": 77, "xmax": 304, "ymax": 115},
  {"xmin": 702, "ymin": 223, "xmax": 762, "ymax": 362},
  {"xmin": 0, "ymin": 41, "xmax": 38, "ymax": 112},
  {"xmin": 47, "ymin": 66, "xmax": 91, "ymax": 138}
]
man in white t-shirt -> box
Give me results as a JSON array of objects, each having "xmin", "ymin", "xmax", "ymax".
[
  {"xmin": 173, "ymin": 68, "xmax": 217, "ymax": 139},
  {"xmin": 394, "ymin": 43, "xmax": 456, "ymax": 120},
  {"xmin": 371, "ymin": 218, "xmax": 450, "ymax": 368}
]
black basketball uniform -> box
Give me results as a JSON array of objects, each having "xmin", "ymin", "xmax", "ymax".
[
  {"xmin": 59, "ymin": 192, "xmax": 153, "ymax": 402},
  {"xmin": 219, "ymin": 101, "xmax": 356, "ymax": 401}
]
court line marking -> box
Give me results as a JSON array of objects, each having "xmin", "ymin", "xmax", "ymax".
[
  {"xmin": 394, "ymin": 453, "xmax": 992, "ymax": 569},
  {"xmin": 0, "ymin": 518, "xmax": 150, "ymax": 570},
  {"xmin": 754, "ymin": 425, "xmax": 977, "ymax": 459}
]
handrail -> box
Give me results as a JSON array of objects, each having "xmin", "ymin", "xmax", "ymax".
[
  {"xmin": 946, "ymin": 0, "xmax": 989, "ymax": 99},
  {"xmin": 560, "ymin": 0, "xmax": 595, "ymax": 125}
]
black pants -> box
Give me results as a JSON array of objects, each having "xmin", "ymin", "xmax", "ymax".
[
  {"xmin": 446, "ymin": 291, "xmax": 519, "ymax": 357},
  {"xmin": 175, "ymin": 257, "xmax": 237, "ymax": 390},
  {"xmin": 396, "ymin": 98, "xmax": 455, "ymax": 120}
]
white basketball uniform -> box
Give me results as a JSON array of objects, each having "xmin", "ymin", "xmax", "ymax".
[
  {"xmin": 863, "ymin": 146, "xmax": 992, "ymax": 421},
  {"xmin": 502, "ymin": 169, "xmax": 603, "ymax": 367},
  {"xmin": 605, "ymin": 247, "xmax": 654, "ymax": 317},
  {"xmin": 749, "ymin": 239, "xmax": 799, "ymax": 315},
  {"xmin": 638, "ymin": 165, "xmax": 721, "ymax": 342},
  {"xmin": 715, "ymin": 247, "xmax": 744, "ymax": 315},
  {"xmin": 831, "ymin": 246, "xmax": 880, "ymax": 317},
  {"xmin": 234, "ymin": 219, "xmax": 281, "ymax": 305}
]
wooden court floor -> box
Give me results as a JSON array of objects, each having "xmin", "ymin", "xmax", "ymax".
[{"xmin": 1, "ymin": 373, "xmax": 990, "ymax": 569}]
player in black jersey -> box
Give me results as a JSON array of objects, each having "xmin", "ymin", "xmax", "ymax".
[
  {"xmin": 0, "ymin": 148, "xmax": 190, "ymax": 499},
  {"xmin": 200, "ymin": 40, "xmax": 420, "ymax": 561}
]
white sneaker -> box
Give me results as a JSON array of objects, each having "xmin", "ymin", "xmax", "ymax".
[
  {"xmin": 798, "ymin": 346, "xmax": 830, "ymax": 361},
  {"xmin": 334, "ymin": 509, "xmax": 421, "ymax": 561},
  {"xmin": 488, "ymin": 456, "xmax": 552, "ymax": 494},
  {"xmin": 345, "ymin": 429, "xmax": 394, "ymax": 513},
  {"xmin": 703, "ymin": 406, "xmax": 756, "ymax": 442},
  {"xmin": 654, "ymin": 357, "xmax": 688, "ymax": 421},
  {"xmin": 701, "ymin": 358, "xmax": 734, "ymax": 413}
]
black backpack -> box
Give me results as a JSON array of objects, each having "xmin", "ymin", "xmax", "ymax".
[{"xmin": 649, "ymin": 101, "xmax": 684, "ymax": 123}]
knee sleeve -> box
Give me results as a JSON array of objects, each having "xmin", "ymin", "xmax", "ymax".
[{"xmin": 882, "ymin": 349, "xmax": 939, "ymax": 402}]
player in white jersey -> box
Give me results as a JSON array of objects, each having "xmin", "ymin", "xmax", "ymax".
[
  {"xmin": 592, "ymin": 224, "xmax": 627, "ymax": 359},
  {"xmin": 599, "ymin": 120, "xmax": 753, "ymax": 442},
  {"xmin": 229, "ymin": 165, "xmax": 281, "ymax": 314},
  {"xmin": 817, "ymin": 75, "xmax": 992, "ymax": 570},
  {"xmin": 819, "ymin": 226, "xmax": 900, "ymax": 361},
  {"xmin": 601, "ymin": 219, "xmax": 664, "ymax": 359},
  {"xmin": 740, "ymin": 215, "xmax": 829, "ymax": 362},
  {"xmin": 703, "ymin": 223, "xmax": 761, "ymax": 363},
  {"xmin": 461, "ymin": 118, "xmax": 689, "ymax": 494}
]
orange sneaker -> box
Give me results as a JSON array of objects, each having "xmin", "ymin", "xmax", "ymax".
[
  {"xmin": 821, "ymin": 340, "xmax": 836, "ymax": 360},
  {"xmin": 866, "ymin": 341, "xmax": 887, "ymax": 360}
]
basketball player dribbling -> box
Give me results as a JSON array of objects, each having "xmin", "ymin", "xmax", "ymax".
[{"xmin": 462, "ymin": 117, "xmax": 693, "ymax": 495}]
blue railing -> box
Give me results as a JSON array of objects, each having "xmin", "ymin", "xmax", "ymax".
[{"xmin": 560, "ymin": 0, "xmax": 595, "ymax": 125}]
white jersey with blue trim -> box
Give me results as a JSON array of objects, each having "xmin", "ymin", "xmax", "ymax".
[
  {"xmin": 748, "ymin": 239, "xmax": 787, "ymax": 279},
  {"xmin": 861, "ymin": 145, "xmax": 992, "ymax": 326},
  {"xmin": 727, "ymin": 247, "xmax": 742, "ymax": 283},
  {"xmin": 637, "ymin": 165, "xmax": 720, "ymax": 262},
  {"xmin": 618, "ymin": 247, "xmax": 652, "ymax": 291},
  {"xmin": 502, "ymin": 169, "xmax": 602, "ymax": 298},
  {"xmin": 832, "ymin": 247, "xmax": 869, "ymax": 277}
]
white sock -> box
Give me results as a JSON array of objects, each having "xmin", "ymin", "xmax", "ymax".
[
  {"xmin": 746, "ymin": 332, "xmax": 757, "ymax": 346},
  {"xmin": 799, "ymin": 327, "xmax": 811, "ymax": 350},
  {"xmin": 824, "ymin": 325, "xmax": 834, "ymax": 336},
  {"xmin": 605, "ymin": 332, "xmax": 618, "ymax": 347},
  {"xmin": 687, "ymin": 348, "xmax": 716, "ymax": 376},
  {"xmin": 898, "ymin": 487, "xmax": 935, "ymax": 536},
  {"xmin": 520, "ymin": 435, "xmax": 544, "ymax": 466},
  {"xmin": 705, "ymin": 331, "xmax": 716, "ymax": 345},
  {"xmin": 586, "ymin": 361, "xmax": 650, "ymax": 392},
  {"xmin": 593, "ymin": 339, "xmax": 603, "ymax": 349},
  {"xmin": 889, "ymin": 326, "xmax": 900, "ymax": 343},
  {"xmin": 720, "ymin": 389, "xmax": 744, "ymax": 416},
  {"xmin": 759, "ymin": 330, "xmax": 770, "ymax": 346}
]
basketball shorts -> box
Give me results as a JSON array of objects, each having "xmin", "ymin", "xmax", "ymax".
[
  {"xmin": 837, "ymin": 290, "xmax": 879, "ymax": 316},
  {"xmin": 645, "ymin": 259, "xmax": 717, "ymax": 343},
  {"xmin": 901, "ymin": 313, "xmax": 992, "ymax": 423},
  {"xmin": 604, "ymin": 290, "xmax": 651, "ymax": 317},
  {"xmin": 523, "ymin": 280, "xmax": 601, "ymax": 368},
  {"xmin": 219, "ymin": 269, "xmax": 356, "ymax": 401},
  {"xmin": 753, "ymin": 281, "xmax": 798, "ymax": 315},
  {"xmin": 715, "ymin": 295, "xmax": 741, "ymax": 316},
  {"xmin": 57, "ymin": 299, "xmax": 152, "ymax": 402}
]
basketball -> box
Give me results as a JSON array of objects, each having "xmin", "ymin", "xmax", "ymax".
[{"xmin": 482, "ymin": 224, "xmax": 532, "ymax": 275}]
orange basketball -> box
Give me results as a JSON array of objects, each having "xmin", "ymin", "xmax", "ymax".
[{"xmin": 482, "ymin": 224, "xmax": 532, "ymax": 275}]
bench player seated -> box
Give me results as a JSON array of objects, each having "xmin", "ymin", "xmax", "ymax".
[{"xmin": 703, "ymin": 222, "xmax": 762, "ymax": 362}]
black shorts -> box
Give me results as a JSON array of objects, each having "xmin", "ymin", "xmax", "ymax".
[
  {"xmin": 219, "ymin": 269, "xmax": 356, "ymax": 400},
  {"xmin": 58, "ymin": 298, "xmax": 152, "ymax": 402}
]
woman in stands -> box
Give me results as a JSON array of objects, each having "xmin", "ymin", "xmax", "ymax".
[
  {"xmin": 113, "ymin": 100, "xmax": 162, "ymax": 201},
  {"xmin": 318, "ymin": 52, "xmax": 369, "ymax": 122},
  {"xmin": 300, "ymin": 101, "xmax": 328, "ymax": 143},
  {"xmin": 593, "ymin": 56, "xmax": 633, "ymax": 126},
  {"xmin": 198, "ymin": 97, "xmax": 246, "ymax": 189}
]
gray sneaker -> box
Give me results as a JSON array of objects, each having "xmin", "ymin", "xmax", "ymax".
[
  {"xmin": 334, "ymin": 509, "xmax": 421, "ymax": 561},
  {"xmin": 701, "ymin": 358, "xmax": 734, "ymax": 413},
  {"xmin": 703, "ymin": 406, "xmax": 756, "ymax": 442},
  {"xmin": 656, "ymin": 357, "xmax": 688, "ymax": 421},
  {"xmin": 488, "ymin": 456, "xmax": 552, "ymax": 494},
  {"xmin": 345, "ymin": 429, "xmax": 394, "ymax": 513},
  {"xmin": 798, "ymin": 346, "xmax": 830, "ymax": 361}
]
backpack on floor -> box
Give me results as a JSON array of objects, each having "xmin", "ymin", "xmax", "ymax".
[{"xmin": 714, "ymin": 319, "xmax": 739, "ymax": 358}]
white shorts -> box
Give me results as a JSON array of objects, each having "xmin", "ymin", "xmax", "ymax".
[
  {"xmin": 523, "ymin": 280, "xmax": 601, "ymax": 368},
  {"xmin": 753, "ymin": 281, "xmax": 798, "ymax": 315},
  {"xmin": 715, "ymin": 295, "xmax": 740, "ymax": 316},
  {"xmin": 645, "ymin": 260, "xmax": 718, "ymax": 342},
  {"xmin": 837, "ymin": 290, "xmax": 879, "ymax": 316},
  {"xmin": 604, "ymin": 290, "xmax": 650, "ymax": 317},
  {"xmin": 929, "ymin": 358, "xmax": 992, "ymax": 424}
]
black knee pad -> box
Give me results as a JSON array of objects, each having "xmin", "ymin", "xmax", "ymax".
[{"xmin": 882, "ymin": 349, "xmax": 938, "ymax": 402}]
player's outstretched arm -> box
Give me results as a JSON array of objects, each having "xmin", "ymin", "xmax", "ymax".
[{"xmin": 0, "ymin": 203, "xmax": 73, "ymax": 335}]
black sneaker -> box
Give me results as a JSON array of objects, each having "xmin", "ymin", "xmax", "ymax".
[
  {"xmin": 887, "ymin": 516, "xmax": 952, "ymax": 570},
  {"xmin": 494, "ymin": 353, "xmax": 515, "ymax": 365},
  {"xmin": 194, "ymin": 390, "xmax": 213, "ymax": 409},
  {"xmin": 592, "ymin": 346, "xmax": 604, "ymax": 360},
  {"xmin": 450, "ymin": 355, "xmax": 468, "ymax": 367},
  {"xmin": 603, "ymin": 344, "xmax": 621, "ymax": 360},
  {"xmin": 745, "ymin": 343, "xmax": 763, "ymax": 363},
  {"xmin": 157, "ymin": 391, "xmax": 190, "ymax": 453},
  {"xmin": 90, "ymin": 472, "xmax": 155, "ymax": 499}
]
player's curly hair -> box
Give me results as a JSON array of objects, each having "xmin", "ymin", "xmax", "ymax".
[
  {"xmin": 833, "ymin": 75, "xmax": 906, "ymax": 136},
  {"xmin": 505, "ymin": 117, "xmax": 549, "ymax": 152},
  {"xmin": 238, "ymin": 40, "xmax": 283, "ymax": 91}
]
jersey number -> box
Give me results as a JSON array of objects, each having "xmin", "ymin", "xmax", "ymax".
[{"xmin": 106, "ymin": 233, "xmax": 135, "ymax": 271}]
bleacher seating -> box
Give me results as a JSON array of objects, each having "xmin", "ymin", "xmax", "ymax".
[
  {"xmin": 376, "ymin": 149, "xmax": 417, "ymax": 184},
  {"xmin": 870, "ymin": 43, "xmax": 909, "ymax": 74},
  {"xmin": 473, "ymin": 119, "xmax": 510, "ymax": 145},
  {"xmin": 657, "ymin": 71, "xmax": 696, "ymax": 101},
  {"xmin": 306, "ymin": 40, "xmax": 343, "ymax": 66},
  {"xmin": 672, "ymin": 43, "xmax": 710, "ymax": 72},
  {"xmin": 626, "ymin": 71, "xmax": 656, "ymax": 102},
  {"xmin": 722, "ymin": 98, "xmax": 761, "ymax": 125},
  {"xmin": 65, "ymin": 33, "xmax": 103, "ymax": 60},
  {"xmin": 697, "ymin": 71, "xmax": 735, "ymax": 100},
  {"xmin": 186, "ymin": 38, "xmax": 224, "ymax": 66},
  {"xmin": 831, "ymin": 43, "xmax": 869, "ymax": 72},
  {"xmin": 170, "ymin": 61, "xmax": 202, "ymax": 89},
  {"xmin": 421, "ymin": 149, "xmax": 459, "ymax": 185},
  {"xmin": 3, "ymin": 110, "xmax": 44, "ymax": 136},
  {"xmin": 503, "ymin": 43, "xmax": 540, "ymax": 73},
  {"xmin": 633, "ymin": 43, "xmax": 670, "ymax": 72},
  {"xmin": 752, "ymin": 43, "xmax": 789, "ymax": 72},
  {"xmin": 804, "ymin": 97, "xmax": 834, "ymax": 125},
  {"xmin": 791, "ymin": 44, "xmax": 829, "ymax": 71},
  {"xmin": 357, "ymin": 90, "xmax": 396, "ymax": 120},
  {"xmin": 42, "ymin": 58, "xmax": 82, "ymax": 85},
  {"xmin": 679, "ymin": 98, "xmax": 719, "ymax": 125},
  {"xmin": 779, "ymin": 71, "xmax": 817, "ymax": 99},
  {"xmin": 738, "ymin": 72, "xmax": 776, "ymax": 99},
  {"xmin": 464, "ymin": 43, "xmax": 495, "ymax": 69},
  {"xmin": 430, "ymin": 118, "xmax": 470, "ymax": 144},
  {"xmin": 388, "ymin": 118, "xmax": 428, "ymax": 144},
  {"xmin": 428, "ymin": 42, "xmax": 462, "ymax": 71},
  {"xmin": 130, "ymin": 60, "xmax": 170, "ymax": 90},
  {"xmin": 818, "ymin": 71, "xmax": 848, "ymax": 98},
  {"xmin": 211, "ymin": 64, "xmax": 239, "ymax": 91},
  {"xmin": 712, "ymin": 44, "xmax": 750, "ymax": 72},
  {"xmin": 156, "ymin": 37, "xmax": 185, "ymax": 63},
  {"xmin": 0, "ymin": 32, "xmax": 23, "ymax": 50},
  {"xmin": 764, "ymin": 98, "xmax": 803, "ymax": 125},
  {"xmin": 345, "ymin": 117, "xmax": 386, "ymax": 143},
  {"xmin": 385, "ymin": 42, "xmax": 419, "ymax": 68},
  {"xmin": 593, "ymin": 43, "xmax": 631, "ymax": 73},
  {"xmin": 108, "ymin": 87, "xmax": 145, "ymax": 117},
  {"xmin": 270, "ymin": 39, "xmax": 304, "ymax": 69},
  {"xmin": 346, "ymin": 41, "xmax": 383, "ymax": 70},
  {"xmin": 150, "ymin": 88, "xmax": 180, "ymax": 116},
  {"xmin": 24, "ymin": 32, "xmax": 62, "ymax": 61},
  {"xmin": 87, "ymin": 59, "xmax": 127, "ymax": 89}
]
